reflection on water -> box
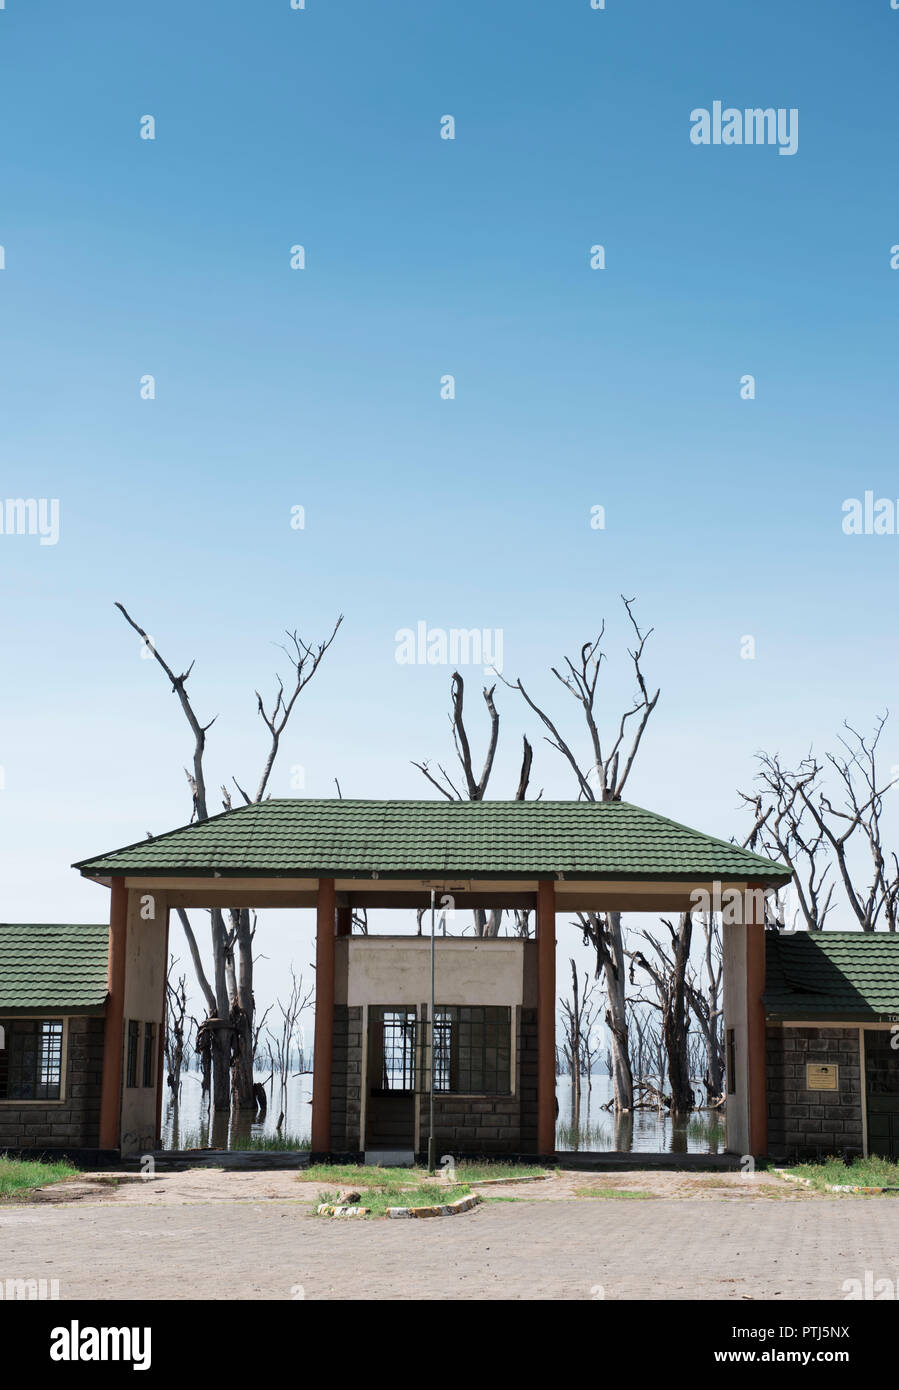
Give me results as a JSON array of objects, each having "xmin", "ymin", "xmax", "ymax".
[
  {"xmin": 162, "ymin": 1071, "xmax": 726, "ymax": 1154},
  {"xmin": 162, "ymin": 1071, "xmax": 314, "ymax": 1151},
  {"xmin": 555, "ymin": 1076, "xmax": 726, "ymax": 1154}
]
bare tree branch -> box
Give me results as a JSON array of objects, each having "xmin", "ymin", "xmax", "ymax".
[
  {"xmin": 116, "ymin": 600, "xmax": 216, "ymax": 821},
  {"xmin": 254, "ymin": 616, "xmax": 343, "ymax": 802}
]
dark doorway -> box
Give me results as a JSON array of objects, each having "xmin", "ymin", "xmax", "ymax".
[
  {"xmin": 865, "ymin": 1030, "xmax": 899, "ymax": 1159},
  {"xmin": 365, "ymin": 1006, "xmax": 417, "ymax": 1150}
]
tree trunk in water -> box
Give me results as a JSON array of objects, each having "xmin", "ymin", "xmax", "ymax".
[
  {"xmin": 231, "ymin": 908, "xmax": 257, "ymax": 1110},
  {"xmin": 569, "ymin": 958, "xmax": 581, "ymax": 1123},
  {"xmin": 603, "ymin": 913, "xmax": 633, "ymax": 1111},
  {"xmin": 705, "ymin": 991, "xmax": 724, "ymax": 1100},
  {"xmin": 664, "ymin": 914, "xmax": 694, "ymax": 1115},
  {"xmin": 210, "ymin": 1109, "xmax": 229, "ymax": 1149},
  {"xmin": 664, "ymin": 1005, "xmax": 694, "ymax": 1115},
  {"xmin": 211, "ymin": 1027, "xmax": 231, "ymax": 1112},
  {"xmin": 210, "ymin": 909, "xmax": 235, "ymax": 1111},
  {"xmin": 613, "ymin": 1110, "xmax": 634, "ymax": 1151},
  {"xmin": 231, "ymin": 1007, "xmax": 255, "ymax": 1109}
]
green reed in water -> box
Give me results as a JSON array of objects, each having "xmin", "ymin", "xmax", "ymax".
[
  {"xmin": 175, "ymin": 1127, "xmax": 311, "ymax": 1152},
  {"xmin": 556, "ymin": 1120, "xmax": 613, "ymax": 1150},
  {"xmin": 686, "ymin": 1114, "xmax": 725, "ymax": 1145}
]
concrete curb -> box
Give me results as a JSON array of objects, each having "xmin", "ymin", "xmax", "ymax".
[
  {"xmin": 775, "ymin": 1168, "xmax": 899, "ymax": 1195},
  {"xmin": 316, "ymin": 1203, "xmax": 370, "ymax": 1217},
  {"xmin": 386, "ymin": 1193, "xmax": 480, "ymax": 1220},
  {"xmin": 826, "ymin": 1185, "xmax": 899, "ymax": 1193}
]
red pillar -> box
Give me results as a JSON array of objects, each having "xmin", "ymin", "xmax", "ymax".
[
  {"xmin": 746, "ymin": 890, "xmax": 768, "ymax": 1156},
  {"xmin": 536, "ymin": 878, "xmax": 556, "ymax": 1156},
  {"xmin": 311, "ymin": 877, "xmax": 337, "ymax": 1153},
  {"xmin": 154, "ymin": 904, "xmax": 171, "ymax": 1146},
  {"xmin": 99, "ymin": 879, "xmax": 128, "ymax": 1152}
]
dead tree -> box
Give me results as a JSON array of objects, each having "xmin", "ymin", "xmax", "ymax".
[
  {"xmin": 624, "ymin": 1001, "xmax": 667, "ymax": 1110},
  {"xmin": 685, "ymin": 913, "xmax": 725, "ymax": 1102},
  {"xmin": 191, "ymin": 1013, "xmax": 211, "ymax": 1098},
  {"xmin": 164, "ymin": 960, "xmax": 188, "ymax": 1096},
  {"xmin": 559, "ymin": 959, "xmax": 601, "ymax": 1122},
  {"xmin": 115, "ymin": 601, "xmax": 341, "ymax": 1111},
  {"xmin": 627, "ymin": 1001, "xmax": 651, "ymax": 1089},
  {"xmin": 265, "ymin": 967, "xmax": 314, "ymax": 1122},
  {"xmin": 413, "ymin": 670, "xmax": 535, "ymax": 937},
  {"xmin": 503, "ymin": 596, "xmax": 660, "ymax": 1111},
  {"xmin": 740, "ymin": 752, "xmax": 834, "ymax": 931},
  {"xmin": 742, "ymin": 715, "xmax": 899, "ymax": 933},
  {"xmin": 627, "ymin": 913, "xmax": 694, "ymax": 1115}
]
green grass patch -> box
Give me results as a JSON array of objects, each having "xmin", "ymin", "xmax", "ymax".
[
  {"xmin": 316, "ymin": 1182, "xmax": 472, "ymax": 1217},
  {"xmin": 786, "ymin": 1155, "xmax": 899, "ymax": 1192},
  {"xmin": 454, "ymin": 1161, "xmax": 548, "ymax": 1182},
  {"xmin": 0, "ymin": 1155, "xmax": 79, "ymax": 1200},
  {"xmin": 575, "ymin": 1186, "xmax": 656, "ymax": 1200},
  {"xmin": 302, "ymin": 1160, "xmax": 547, "ymax": 1187},
  {"xmin": 302, "ymin": 1164, "xmax": 419, "ymax": 1189}
]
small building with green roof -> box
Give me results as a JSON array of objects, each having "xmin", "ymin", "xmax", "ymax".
[
  {"xmin": 0, "ymin": 924, "xmax": 109, "ymax": 1158},
  {"xmin": 764, "ymin": 931, "xmax": 899, "ymax": 1161}
]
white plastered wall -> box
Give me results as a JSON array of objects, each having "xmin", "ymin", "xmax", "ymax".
[{"xmin": 336, "ymin": 936, "xmax": 535, "ymax": 1008}]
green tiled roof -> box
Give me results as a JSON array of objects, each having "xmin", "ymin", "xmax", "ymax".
[
  {"xmin": 74, "ymin": 798, "xmax": 790, "ymax": 882},
  {"xmin": 0, "ymin": 924, "xmax": 109, "ymax": 1011},
  {"xmin": 765, "ymin": 931, "xmax": 899, "ymax": 1019}
]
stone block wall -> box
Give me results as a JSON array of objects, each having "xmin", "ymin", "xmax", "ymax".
[
  {"xmin": 328, "ymin": 1003, "xmax": 540, "ymax": 1156},
  {"xmin": 416, "ymin": 1005, "xmax": 538, "ymax": 1155},
  {"xmin": 766, "ymin": 1024, "xmax": 863, "ymax": 1160},
  {"xmin": 518, "ymin": 1007, "xmax": 539, "ymax": 1152},
  {"xmin": 0, "ymin": 1015, "xmax": 105, "ymax": 1152}
]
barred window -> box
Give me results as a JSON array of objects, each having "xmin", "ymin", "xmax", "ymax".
[
  {"xmin": 0, "ymin": 1020, "xmax": 64, "ymax": 1100},
  {"xmin": 374, "ymin": 1008, "xmax": 417, "ymax": 1092},
  {"xmin": 434, "ymin": 1006, "xmax": 511, "ymax": 1095},
  {"xmin": 142, "ymin": 1023, "xmax": 155, "ymax": 1088},
  {"xmin": 126, "ymin": 1020, "xmax": 139, "ymax": 1089}
]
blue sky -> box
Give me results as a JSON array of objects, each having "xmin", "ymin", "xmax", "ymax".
[{"xmin": 1, "ymin": 0, "xmax": 897, "ymax": 1007}]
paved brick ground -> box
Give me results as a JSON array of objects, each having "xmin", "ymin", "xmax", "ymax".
[{"xmin": 3, "ymin": 1173, "xmax": 899, "ymax": 1299}]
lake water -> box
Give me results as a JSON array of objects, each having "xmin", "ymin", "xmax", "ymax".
[{"xmin": 162, "ymin": 1070, "xmax": 725, "ymax": 1154}]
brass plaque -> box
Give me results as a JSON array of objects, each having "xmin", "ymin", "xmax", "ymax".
[{"xmin": 807, "ymin": 1063, "xmax": 839, "ymax": 1091}]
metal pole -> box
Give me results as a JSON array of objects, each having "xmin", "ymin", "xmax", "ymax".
[{"xmin": 427, "ymin": 888, "xmax": 436, "ymax": 1174}]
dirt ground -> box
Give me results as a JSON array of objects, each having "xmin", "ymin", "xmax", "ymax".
[
  {"xmin": 3, "ymin": 1166, "xmax": 893, "ymax": 1300},
  {"xmin": 25, "ymin": 1165, "xmax": 817, "ymax": 1205}
]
